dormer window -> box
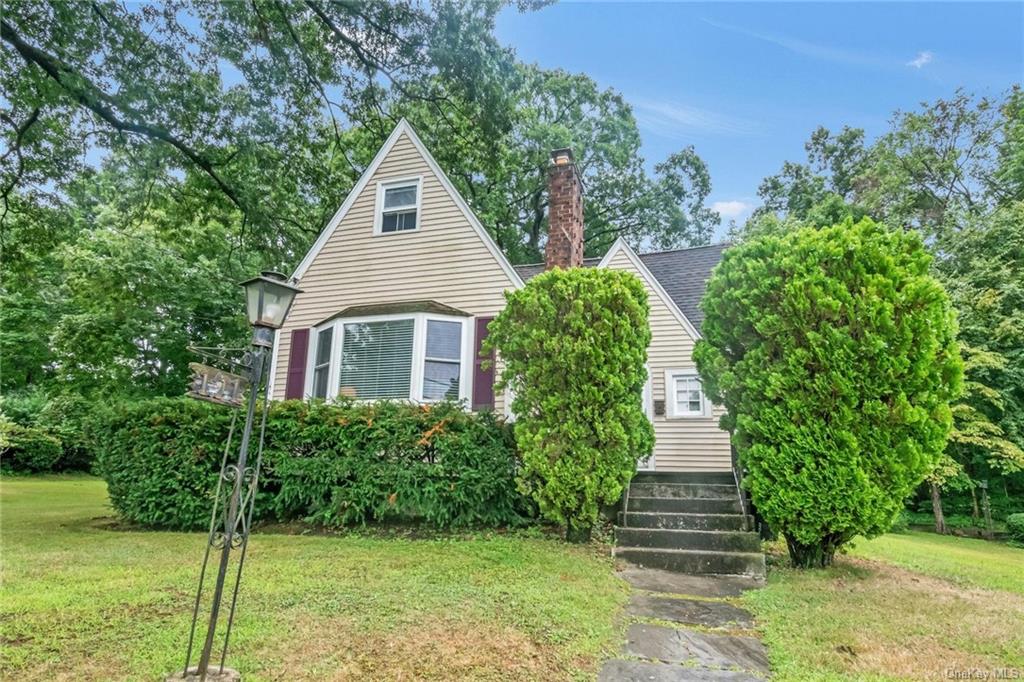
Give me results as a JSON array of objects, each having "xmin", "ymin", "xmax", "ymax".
[{"xmin": 375, "ymin": 176, "xmax": 422, "ymax": 235}]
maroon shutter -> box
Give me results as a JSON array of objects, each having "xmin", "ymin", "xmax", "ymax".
[
  {"xmin": 472, "ymin": 317, "xmax": 495, "ymax": 411},
  {"xmin": 284, "ymin": 328, "xmax": 310, "ymax": 400}
]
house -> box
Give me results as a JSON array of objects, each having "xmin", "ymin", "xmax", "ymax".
[
  {"xmin": 267, "ymin": 119, "xmax": 731, "ymax": 474},
  {"xmin": 268, "ymin": 119, "xmax": 764, "ymax": 577}
]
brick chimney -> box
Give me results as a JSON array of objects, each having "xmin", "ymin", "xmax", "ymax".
[{"xmin": 544, "ymin": 148, "xmax": 584, "ymax": 270}]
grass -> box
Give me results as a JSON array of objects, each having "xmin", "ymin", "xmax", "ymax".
[
  {"xmin": 743, "ymin": 532, "xmax": 1024, "ymax": 681},
  {"xmin": 850, "ymin": 531, "xmax": 1024, "ymax": 594},
  {"xmin": 0, "ymin": 475, "xmax": 628, "ymax": 681}
]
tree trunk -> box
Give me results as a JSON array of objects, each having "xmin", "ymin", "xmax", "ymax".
[
  {"xmin": 970, "ymin": 485, "xmax": 980, "ymax": 521},
  {"xmin": 784, "ymin": 533, "xmax": 840, "ymax": 568},
  {"xmin": 565, "ymin": 520, "xmax": 592, "ymax": 544},
  {"xmin": 931, "ymin": 482, "xmax": 947, "ymax": 534}
]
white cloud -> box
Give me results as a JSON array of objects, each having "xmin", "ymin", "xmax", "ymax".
[
  {"xmin": 702, "ymin": 18, "xmax": 886, "ymax": 68},
  {"xmin": 906, "ymin": 51, "xmax": 934, "ymax": 69},
  {"xmin": 631, "ymin": 98, "xmax": 759, "ymax": 138},
  {"xmin": 711, "ymin": 200, "xmax": 753, "ymax": 220}
]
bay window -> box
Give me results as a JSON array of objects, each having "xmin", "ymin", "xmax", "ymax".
[{"xmin": 307, "ymin": 312, "xmax": 471, "ymax": 404}]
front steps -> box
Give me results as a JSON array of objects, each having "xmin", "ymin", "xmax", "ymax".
[{"xmin": 614, "ymin": 472, "xmax": 765, "ymax": 579}]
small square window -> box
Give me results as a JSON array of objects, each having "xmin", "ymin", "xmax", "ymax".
[
  {"xmin": 667, "ymin": 372, "xmax": 705, "ymax": 417},
  {"xmin": 379, "ymin": 182, "xmax": 419, "ymax": 233}
]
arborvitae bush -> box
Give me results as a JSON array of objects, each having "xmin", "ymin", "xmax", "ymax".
[
  {"xmin": 694, "ymin": 218, "xmax": 962, "ymax": 567},
  {"xmin": 95, "ymin": 397, "xmax": 526, "ymax": 531},
  {"xmin": 485, "ymin": 267, "xmax": 654, "ymax": 542}
]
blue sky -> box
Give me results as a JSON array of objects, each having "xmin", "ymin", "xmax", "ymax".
[{"xmin": 495, "ymin": 2, "xmax": 1023, "ymax": 239}]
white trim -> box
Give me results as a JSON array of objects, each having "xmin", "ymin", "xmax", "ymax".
[
  {"xmin": 267, "ymin": 330, "xmax": 281, "ymax": 398},
  {"xmin": 664, "ymin": 369, "xmax": 711, "ymax": 419},
  {"xmin": 291, "ymin": 119, "xmax": 524, "ymax": 289},
  {"xmin": 305, "ymin": 324, "xmax": 337, "ymax": 400},
  {"xmin": 597, "ymin": 237, "xmax": 702, "ymax": 340},
  {"xmin": 305, "ymin": 311, "xmax": 472, "ymax": 405},
  {"xmin": 373, "ymin": 175, "xmax": 423, "ymax": 236}
]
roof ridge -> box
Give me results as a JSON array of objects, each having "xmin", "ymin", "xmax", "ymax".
[{"xmin": 636, "ymin": 242, "xmax": 731, "ymax": 257}]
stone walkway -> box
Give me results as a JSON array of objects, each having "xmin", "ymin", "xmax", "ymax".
[{"xmin": 598, "ymin": 567, "xmax": 770, "ymax": 681}]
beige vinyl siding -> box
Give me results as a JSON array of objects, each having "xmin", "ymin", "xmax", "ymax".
[
  {"xmin": 604, "ymin": 249, "xmax": 731, "ymax": 472},
  {"xmin": 271, "ymin": 131, "xmax": 516, "ymax": 413}
]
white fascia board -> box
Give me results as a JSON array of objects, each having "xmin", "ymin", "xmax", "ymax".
[{"xmin": 597, "ymin": 237, "xmax": 702, "ymax": 340}]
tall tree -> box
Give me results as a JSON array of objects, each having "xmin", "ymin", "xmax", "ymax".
[{"xmin": 1, "ymin": 0, "xmax": 515, "ymax": 256}]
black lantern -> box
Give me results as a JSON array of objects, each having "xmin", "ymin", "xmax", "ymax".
[{"xmin": 239, "ymin": 271, "xmax": 301, "ymax": 345}]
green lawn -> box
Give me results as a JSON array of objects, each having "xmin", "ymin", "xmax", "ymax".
[
  {"xmin": 0, "ymin": 476, "xmax": 627, "ymax": 681},
  {"xmin": 850, "ymin": 531, "xmax": 1023, "ymax": 593},
  {"xmin": 743, "ymin": 532, "xmax": 1024, "ymax": 681}
]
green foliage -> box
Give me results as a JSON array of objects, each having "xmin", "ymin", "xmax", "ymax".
[
  {"xmin": 0, "ymin": 386, "xmax": 48, "ymax": 426},
  {"xmin": 695, "ymin": 218, "xmax": 963, "ymax": 567},
  {"xmin": 485, "ymin": 267, "xmax": 654, "ymax": 541},
  {"xmin": 0, "ymin": 389, "xmax": 100, "ymax": 471},
  {"xmin": 889, "ymin": 509, "xmax": 911, "ymax": 534},
  {"xmin": 0, "ymin": 422, "xmax": 62, "ymax": 473},
  {"xmin": 94, "ymin": 397, "xmax": 527, "ymax": 531},
  {"xmin": 1006, "ymin": 513, "xmax": 1024, "ymax": 544},
  {"xmin": 936, "ymin": 202, "xmax": 1024, "ymax": 476},
  {"xmin": 742, "ymin": 89, "xmax": 1024, "ymax": 533}
]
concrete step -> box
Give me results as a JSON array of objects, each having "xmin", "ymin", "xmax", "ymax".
[
  {"xmin": 629, "ymin": 482, "xmax": 738, "ymax": 500},
  {"xmin": 628, "ymin": 496, "xmax": 743, "ymax": 514},
  {"xmin": 615, "ymin": 547, "xmax": 766, "ymax": 578},
  {"xmin": 632, "ymin": 471, "xmax": 735, "ymax": 485},
  {"xmin": 618, "ymin": 511, "xmax": 754, "ymax": 531},
  {"xmin": 616, "ymin": 527, "xmax": 762, "ymax": 553}
]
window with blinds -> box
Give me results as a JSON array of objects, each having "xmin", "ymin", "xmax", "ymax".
[
  {"xmin": 311, "ymin": 327, "xmax": 333, "ymax": 399},
  {"xmin": 339, "ymin": 319, "xmax": 415, "ymax": 399},
  {"xmin": 423, "ymin": 319, "xmax": 461, "ymax": 400}
]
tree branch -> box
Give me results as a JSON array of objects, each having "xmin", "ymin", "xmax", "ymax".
[{"xmin": 1, "ymin": 18, "xmax": 248, "ymax": 218}]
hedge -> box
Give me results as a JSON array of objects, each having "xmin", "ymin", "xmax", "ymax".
[{"xmin": 95, "ymin": 397, "xmax": 529, "ymax": 531}]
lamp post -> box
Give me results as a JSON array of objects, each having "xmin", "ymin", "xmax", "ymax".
[{"xmin": 168, "ymin": 271, "xmax": 301, "ymax": 682}]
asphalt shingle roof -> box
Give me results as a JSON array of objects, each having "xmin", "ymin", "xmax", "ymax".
[{"xmin": 512, "ymin": 243, "xmax": 728, "ymax": 331}]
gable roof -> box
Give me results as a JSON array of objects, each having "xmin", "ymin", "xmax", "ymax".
[
  {"xmin": 513, "ymin": 243, "xmax": 727, "ymax": 332},
  {"xmin": 291, "ymin": 119, "xmax": 524, "ymax": 288}
]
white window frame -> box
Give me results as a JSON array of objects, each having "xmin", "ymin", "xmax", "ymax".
[
  {"xmin": 309, "ymin": 325, "xmax": 336, "ymax": 400},
  {"xmin": 373, "ymin": 175, "xmax": 423, "ymax": 236},
  {"xmin": 305, "ymin": 312, "xmax": 472, "ymax": 405},
  {"xmin": 664, "ymin": 369, "xmax": 710, "ymax": 419}
]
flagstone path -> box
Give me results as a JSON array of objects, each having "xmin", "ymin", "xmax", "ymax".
[{"xmin": 599, "ymin": 567, "xmax": 770, "ymax": 681}]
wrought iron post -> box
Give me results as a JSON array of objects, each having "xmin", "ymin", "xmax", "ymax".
[
  {"xmin": 169, "ymin": 339, "xmax": 271, "ymax": 682},
  {"xmin": 168, "ymin": 271, "xmax": 300, "ymax": 682}
]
